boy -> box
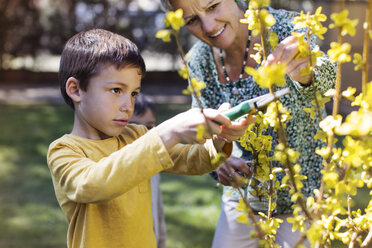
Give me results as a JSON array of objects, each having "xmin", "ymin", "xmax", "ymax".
[
  {"xmin": 129, "ymin": 94, "xmax": 167, "ymax": 248},
  {"xmin": 47, "ymin": 28, "xmax": 250, "ymax": 248}
]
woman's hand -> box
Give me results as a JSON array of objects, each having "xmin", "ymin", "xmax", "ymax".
[
  {"xmin": 217, "ymin": 157, "xmax": 253, "ymax": 188},
  {"xmin": 265, "ymin": 35, "xmax": 312, "ymax": 85}
]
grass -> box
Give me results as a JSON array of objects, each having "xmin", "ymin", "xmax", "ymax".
[
  {"xmin": 0, "ymin": 103, "xmax": 221, "ymax": 248},
  {"xmin": 0, "ymin": 104, "xmax": 369, "ymax": 248}
]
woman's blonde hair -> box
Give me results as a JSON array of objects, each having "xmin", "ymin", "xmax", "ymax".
[{"xmin": 160, "ymin": 0, "xmax": 248, "ymax": 11}]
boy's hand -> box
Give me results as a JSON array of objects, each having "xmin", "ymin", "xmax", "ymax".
[
  {"xmin": 216, "ymin": 102, "xmax": 255, "ymax": 142},
  {"xmin": 155, "ymin": 107, "xmax": 233, "ymax": 149},
  {"xmin": 217, "ymin": 115, "xmax": 255, "ymax": 142}
]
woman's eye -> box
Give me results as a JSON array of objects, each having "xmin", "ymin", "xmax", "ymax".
[
  {"xmin": 186, "ymin": 17, "xmax": 197, "ymax": 26},
  {"xmin": 208, "ymin": 3, "xmax": 219, "ymax": 11}
]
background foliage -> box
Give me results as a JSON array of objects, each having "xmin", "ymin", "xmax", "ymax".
[{"xmin": 0, "ymin": 0, "xmax": 309, "ymax": 71}]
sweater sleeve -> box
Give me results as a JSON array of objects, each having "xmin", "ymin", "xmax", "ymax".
[
  {"xmin": 163, "ymin": 139, "xmax": 232, "ymax": 175},
  {"xmin": 292, "ymin": 55, "xmax": 336, "ymax": 98},
  {"xmin": 47, "ymin": 128, "xmax": 173, "ymax": 204}
]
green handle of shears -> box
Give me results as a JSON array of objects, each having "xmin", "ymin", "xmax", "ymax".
[
  {"xmin": 214, "ymin": 101, "xmax": 254, "ymax": 125},
  {"xmin": 224, "ymin": 101, "xmax": 253, "ymax": 121}
]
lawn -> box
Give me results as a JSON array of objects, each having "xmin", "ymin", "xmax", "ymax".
[
  {"xmin": 0, "ymin": 104, "xmax": 369, "ymax": 248},
  {"xmin": 0, "ymin": 103, "xmax": 222, "ymax": 248}
]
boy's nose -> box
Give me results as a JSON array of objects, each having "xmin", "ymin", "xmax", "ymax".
[
  {"xmin": 119, "ymin": 105, "xmax": 129, "ymax": 112},
  {"xmin": 119, "ymin": 97, "xmax": 134, "ymax": 112}
]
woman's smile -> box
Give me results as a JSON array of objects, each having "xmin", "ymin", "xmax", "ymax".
[{"xmin": 209, "ymin": 24, "xmax": 226, "ymax": 38}]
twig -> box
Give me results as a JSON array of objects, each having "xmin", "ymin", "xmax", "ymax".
[
  {"xmin": 236, "ymin": 187, "xmax": 267, "ymax": 239},
  {"xmin": 361, "ymin": 228, "xmax": 372, "ymax": 248},
  {"xmin": 361, "ymin": 0, "xmax": 371, "ymax": 94},
  {"xmin": 294, "ymin": 233, "xmax": 307, "ymax": 248},
  {"xmin": 348, "ymin": 232, "xmax": 358, "ymax": 248}
]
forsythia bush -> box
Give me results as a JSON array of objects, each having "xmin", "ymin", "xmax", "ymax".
[{"xmin": 157, "ymin": 0, "xmax": 372, "ymax": 247}]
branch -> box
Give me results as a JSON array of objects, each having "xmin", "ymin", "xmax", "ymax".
[
  {"xmin": 361, "ymin": 228, "xmax": 372, "ymax": 248},
  {"xmin": 294, "ymin": 233, "xmax": 307, "ymax": 248},
  {"xmin": 361, "ymin": 0, "xmax": 371, "ymax": 94},
  {"xmin": 348, "ymin": 232, "xmax": 358, "ymax": 248},
  {"xmin": 236, "ymin": 186, "xmax": 267, "ymax": 239}
]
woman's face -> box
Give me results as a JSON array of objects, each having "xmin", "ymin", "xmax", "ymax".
[{"xmin": 170, "ymin": 0, "xmax": 245, "ymax": 49}]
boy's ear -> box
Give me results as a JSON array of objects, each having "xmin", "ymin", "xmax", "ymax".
[{"xmin": 66, "ymin": 77, "xmax": 82, "ymax": 103}]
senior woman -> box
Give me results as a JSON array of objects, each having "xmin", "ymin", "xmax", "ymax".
[{"xmin": 161, "ymin": 0, "xmax": 336, "ymax": 247}]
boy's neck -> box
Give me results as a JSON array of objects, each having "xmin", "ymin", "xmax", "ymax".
[{"xmin": 71, "ymin": 113, "xmax": 114, "ymax": 140}]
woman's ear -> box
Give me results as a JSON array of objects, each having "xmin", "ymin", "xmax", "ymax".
[{"xmin": 66, "ymin": 77, "xmax": 82, "ymax": 103}]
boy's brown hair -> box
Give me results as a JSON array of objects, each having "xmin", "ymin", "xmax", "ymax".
[{"xmin": 59, "ymin": 28, "xmax": 146, "ymax": 109}]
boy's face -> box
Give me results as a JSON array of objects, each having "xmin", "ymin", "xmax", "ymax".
[
  {"xmin": 74, "ymin": 65, "xmax": 141, "ymax": 140},
  {"xmin": 130, "ymin": 108, "xmax": 156, "ymax": 130}
]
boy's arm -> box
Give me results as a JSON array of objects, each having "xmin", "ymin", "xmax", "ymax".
[
  {"xmin": 47, "ymin": 128, "xmax": 174, "ymax": 204},
  {"xmin": 155, "ymin": 106, "xmax": 248, "ymax": 175},
  {"xmin": 162, "ymin": 138, "xmax": 232, "ymax": 175}
]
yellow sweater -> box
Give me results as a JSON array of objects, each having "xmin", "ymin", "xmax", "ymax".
[{"xmin": 47, "ymin": 124, "xmax": 225, "ymax": 248}]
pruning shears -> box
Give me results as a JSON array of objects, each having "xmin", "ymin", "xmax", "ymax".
[{"xmin": 216, "ymin": 87, "xmax": 290, "ymax": 124}]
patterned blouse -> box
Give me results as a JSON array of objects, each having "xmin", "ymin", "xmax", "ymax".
[{"xmin": 187, "ymin": 7, "xmax": 336, "ymax": 214}]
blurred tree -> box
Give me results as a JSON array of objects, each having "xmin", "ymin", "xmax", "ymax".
[
  {"xmin": 0, "ymin": 0, "xmax": 44, "ymax": 68},
  {"xmin": 0, "ymin": 0, "xmax": 187, "ymax": 71},
  {"xmin": 0, "ymin": 0, "xmax": 308, "ymax": 71}
]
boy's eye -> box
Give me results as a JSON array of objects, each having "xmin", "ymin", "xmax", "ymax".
[
  {"xmin": 111, "ymin": 88, "xmax": 122, "ymax": 94},
  {"xmin": 131, "ymin": 92, "xmax": 139, "ymax": 97}
]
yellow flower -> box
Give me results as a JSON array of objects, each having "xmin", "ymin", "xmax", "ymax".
[
  {"xmin": 263, "ymin": 101, "xmax": 291, "ymax": 131},
  {"xmin": 324, "ymin": 88, "xmax": 336, "ymax": 97},
  {"xmin": 241, "ymin": 8, "xmax": 275, "ymax": 36},
  {"xmin": 314, "ymin": 129, "xmax": 327, "ymax": 142},
  {"xmin": 293, "ymin": 7, "xmax": 327, "ymax": 40},
  {"xmin": 303, "ymin": 107, "xmax": 315, "ymax": 119},
  {"xmin": 353, "ymin": 53, "xmax": 363, "ymax": 71},
  {"xmin": 165, "ymin": 9, "xmax": 185, "ymax": 31},
  {"xmin": 323, "ymin": 172, "xmax": 339, "ymax": 188},
  {"xmin": 311, "ymin": 92, "xmax": 331, "ymax": 108},
  {"xmin": 312, "ymin": 9, "xmax": 328, "ymax": 40},
  {"xmin": 286, "ymin": 148, "xmax": 300, "ymax": 163},
  {"xmin": 155, "ymin": 29, "xmax": 172, "ymax": 42},
  {"xmin": 248, "ymin": 0, "xmax": 271, "ymax": 9},
  {"xmin": 245, "ymin": 63, "xmax": 286, "ymax": 89},
  {"xmin": 262, "ymin": 9, "xmax": 276, "ymax": 27},
  {"xmin": 319, "ymin": 115, "xmax": 342, "ymax": 135},
  {"xmin": 241, "ymin": 8, "xmax": 260, "ymax": 36},
  {"xmin": 300, "ymin": 66, "xmax": 312, "ymax": 76},
  {"xmin": 336, "ymin": 111, "xmax": 372, "ymax": 137},
  {"xmin": 196, "ymin": 124, "xmax": 205, "ymax": 140},
  {"xmin": 212, "ymin": 152, "xmax": 226, "ymax": 165},
  {"xmin": 329, "ymin": 10, "xmax": 358, "ymax": 37},
  {"xmin": 311, "ymin": 45, "xmax": 324, "ymax": 64},
  {"xmin": 316, "ymin": 147, "xmax": 331, "ymax": 158},
  {"xmin": 237, "ymin": 213, "xmax": 250, "ymax": 224},
  {"xmin": 313, "ymin": 6, "xmax": 327, "ymax": 23},
  {"xmin": 342, "ymin": 87, "xmax": 356, "ymax": 101},
  {"xmin": 292, "ymin": 32, "xmax": 309, "ymax": 58},
  {"xmin": 268, "ymin": 32, "xmax": 278, "ymax": 49},
  {"xmin": 251, "ymin": 52, "xmax": 262, "ymax": 64},
  {"xmin": 183, "ymin": 78, "xmax": 206, "ymax": 97},
  {"xmin": 178, "ymin": 66, "xmax": 189, "ymax": 80},
  {"xmin": 327, "ymin": 42, "xmax": 351, "ymax": 63}
]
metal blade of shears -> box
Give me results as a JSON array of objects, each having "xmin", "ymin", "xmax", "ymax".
[{"xmin": 220, "ymin": 87, "xmax": 290, "ymax": 122}]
